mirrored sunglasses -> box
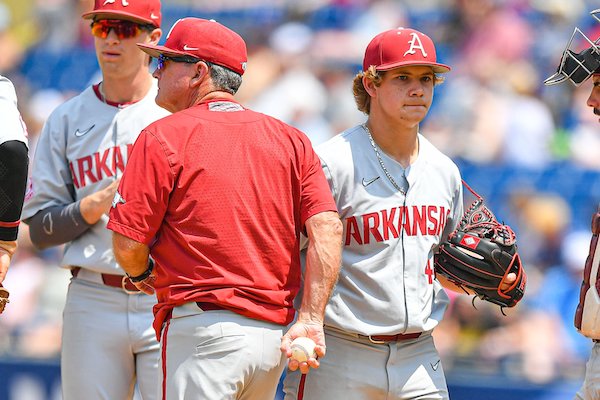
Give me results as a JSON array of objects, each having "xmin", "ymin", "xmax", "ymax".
[
  {"xmin": 91, "ymin": 19, "xmax": 153, "ymax": 40},
  {"xmin": 156, "ymin": 54, "xmax": 202, "ymax": 70}
]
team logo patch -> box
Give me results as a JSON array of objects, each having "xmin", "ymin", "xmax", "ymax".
[
  {"xmin": 111, "ymin": 191, "xmax": 126, "ymax": 208},
  {"xmin": 460, "ymin": 234, "xmax": 480, "ymax": 249}
]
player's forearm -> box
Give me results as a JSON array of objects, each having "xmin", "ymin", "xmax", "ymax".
[
  {"xmin": 112, "ymin": 232, "xmax": 150, "ymax": 277},
  {"xmin": 0, "ymin": 140, "xmax": 28, "ymax": 241},
  {"xmin": 299, "ymin": 211, "xmax": 343, "ymax": 323},
  {"xmin": 26, "ymin": 202, "xmax": 92, "ymax": 249}
]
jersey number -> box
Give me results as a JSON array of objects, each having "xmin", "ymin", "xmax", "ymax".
[{"xmin": 425, "ymin": 260, "xmax": 434, "ymax": 284}]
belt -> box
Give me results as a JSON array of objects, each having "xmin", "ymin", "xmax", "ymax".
[
  {"xmin": 196, "ymin": 302, "xmax": 227, "ymax": 312},
  {"xmin": 70, "ymin": 267, "xmax": 140, "ymax": 294},
  {"xmin": 360, "ymin": 332, "xmax": 422, "ymax": 344},
  {"xmin": 325, "ymin": 325, "xmax": 422, "ymax": 344}
]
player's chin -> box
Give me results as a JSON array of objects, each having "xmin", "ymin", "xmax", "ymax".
[{"xmin": 155, "ymin": 96, "xmax": 176, "ymax": 113}]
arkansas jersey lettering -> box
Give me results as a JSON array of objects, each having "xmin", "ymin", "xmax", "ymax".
[
  {"xmin": 69, "ymin": 144, "xmax": 133, "ymax": 188},
  {"xmin": 345, "ymin": 205, "xmax": 450, "ymax": 245}
]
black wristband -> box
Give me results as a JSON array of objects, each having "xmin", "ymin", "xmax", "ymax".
[{"xmin": 127, "ymin": 258, "xmax": 155, "ymax": 282}]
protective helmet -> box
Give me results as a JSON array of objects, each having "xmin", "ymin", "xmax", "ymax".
[{"xmin": 545, "ymin": 9, "xmax": 600, "ymax": 86}]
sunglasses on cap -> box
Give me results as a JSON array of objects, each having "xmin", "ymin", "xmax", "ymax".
[
  {"xmin": 156, "ymin": 54, "xmax": 203, "ymax": 70},
  {"xmin": 91, "ymin": 19, "xmax": 155, "ymax": 40}
]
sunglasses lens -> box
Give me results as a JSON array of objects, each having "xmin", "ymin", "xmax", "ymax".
[{"xmin": 91, "ymin": 20, "xmax": 142, "ymax": 39}]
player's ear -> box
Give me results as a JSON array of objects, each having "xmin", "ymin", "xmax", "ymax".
[
  {"xmin": 189, "ymin": 61, "xmax": 209, "ymax": 87},
  {"xmin": 363, "ymin": 75, "xmax": 377, "ymax": 97},
  {"xmin": 148, "ymin": 28, "xmax": 162, "ymax": 45}
]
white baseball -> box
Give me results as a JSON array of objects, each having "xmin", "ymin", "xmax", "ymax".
[{"xmin": 290, "ymin": 337, "xmax": 317, "ymax": 362}]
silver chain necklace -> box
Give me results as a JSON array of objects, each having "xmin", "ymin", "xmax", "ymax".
[{"xmin": 362, "ymin": 123, "xmax": 406, "ymax": 195}]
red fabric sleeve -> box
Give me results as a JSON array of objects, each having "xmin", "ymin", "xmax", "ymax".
[
  {"xmin": 298, "ymin": 135, "xmax": 338, "ymax": 229},
  {"xmin": 107, "ymin": 128, "xmax": 174, "ymax": 245}
]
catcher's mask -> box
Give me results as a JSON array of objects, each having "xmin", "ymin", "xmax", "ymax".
[{"xmin": 545, "ymin": 8, "xmax": 600, "ymax": 86}]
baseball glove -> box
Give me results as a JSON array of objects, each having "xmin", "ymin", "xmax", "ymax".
[
  {"xmin": 0, "ymin": 285, "xmax": 9, "ymax": 314},
  {"xmin": 435, "ymin": 182, "xmax": 526, "ymax": 309}
]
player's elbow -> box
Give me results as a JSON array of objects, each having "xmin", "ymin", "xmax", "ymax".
[{"xmin": 306, "ymin": 211, "xmax": 343, "ymax": 241}]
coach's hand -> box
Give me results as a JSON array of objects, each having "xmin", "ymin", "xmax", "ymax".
[
  {"xmin": 131, "ymin": 273, "xmax": 156, "ymax": 295},
  {"xmin": 281, "ymin": 320, "xmax": 325, "ymax": 374}
]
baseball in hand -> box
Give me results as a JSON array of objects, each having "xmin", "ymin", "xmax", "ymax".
[{"xmin": 290, "ymin": 337, "xmax": 317, "ymax": 362}]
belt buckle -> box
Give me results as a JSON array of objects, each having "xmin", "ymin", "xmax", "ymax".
[
  {"xmin": 367, "ymin": 335, "xmax": 387, "ymax": 345},
  {"xmin": 121, "ymin": 276, "xmax": 139, "ymax": 295}
]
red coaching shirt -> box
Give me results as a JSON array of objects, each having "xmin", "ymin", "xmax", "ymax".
[{"xmin": 107, "ymin": 99, "xmax": 337, "ymax": 335}]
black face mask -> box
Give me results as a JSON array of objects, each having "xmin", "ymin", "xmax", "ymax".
[
  {"xmin": 544, "ymin": 17, "xmax": 600, "ymax": 87},
  {"xmin": 560, "ymin": 47, "xmax": 600, "ymax": 85}
]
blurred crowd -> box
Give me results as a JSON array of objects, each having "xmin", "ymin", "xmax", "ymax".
[{"xmin": 1, "ymin": 0, "xmax": 600, "ymax": 388}]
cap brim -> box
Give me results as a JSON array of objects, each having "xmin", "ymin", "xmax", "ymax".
[
  {"xmin": 82, "ymin": 10, "xmax": 158, "ymax": 26},
  {"xmin": 375, "ymin": 61, "xmax": 451, "ymax": 73},
  {"xmin": 137, "ymin": 43, "xmax": 197, "ymax": 59}
]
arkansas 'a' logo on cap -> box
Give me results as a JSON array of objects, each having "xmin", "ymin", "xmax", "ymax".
[
  {"xmin": 403, "ymin": 32, "xmax": 428, "ymax": 58},
  {"xmin": 460, "ymin": 234, "xmax": 480, "ymax": 250},
  {"xmin": 103, "ymin": 0, "xmax": 130, "ymax": 7}
]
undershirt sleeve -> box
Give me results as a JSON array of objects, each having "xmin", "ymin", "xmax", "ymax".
[
  {"xmin": 0, "ymin": 140, "xmax": 28, "ymax": 241},
  {"xmin": 25, "ymin": 201, "xmax": 92, "ymax": 249}
]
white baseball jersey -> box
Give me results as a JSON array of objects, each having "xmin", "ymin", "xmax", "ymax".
[
  {"xmin": 0, "ymin": 75, "xmax": 28, "ymax": 146},
  {"xmin": 21, "ymin": 81, "xmax": 169, "ymax": 274},
  {"xmin": 317, "ymin": 124, "xmax": 463, "ymax": 335}
]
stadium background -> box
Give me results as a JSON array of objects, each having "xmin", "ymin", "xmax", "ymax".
[{"xmin": 1, "ymin": 0, "xmax": 600, "ymax": 398}]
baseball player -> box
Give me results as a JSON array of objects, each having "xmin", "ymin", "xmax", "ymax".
[
  {"xmin": 20, "ymin": 0, "xmax": 169, "ymax": 399},
  {"xmin": 283, "ymin": 27, "xmax": 518, "ymax": 400},
  {"xmin": 0, "ymin": 74, "xmax": 28, "ymax": 312},
  {"xmin": 545, "ymin": 9, "xmax": 600, "ymax": 400},
  {"xmin": 107, "ymin": 18, "xmax": 342, "ymax": 400}
]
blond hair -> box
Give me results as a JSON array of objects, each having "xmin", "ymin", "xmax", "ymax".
[{"xmin": 352, "ymin": 66, "xmax": 445, "ymax": 115}]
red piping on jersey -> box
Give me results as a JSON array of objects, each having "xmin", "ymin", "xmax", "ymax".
[
  {"xmin": 0, "ymin": 220, "xmax": 19, "ymax": 228},
  {"xmin": 92, "ymin": 83, "xmax": 139, "ymax": 108},
  {"xmin": 161, "ymin": 319, "xmax": 171, "ymax": 400}
]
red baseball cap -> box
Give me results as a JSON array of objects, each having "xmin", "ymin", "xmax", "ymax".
[
  {"xmin": 82, "ymin": 0, "xmax": 162, "ymax": 28},
  {"xmin": 138, "ymin": 18, "xmax": 247, "ymax": 75},
  {"xmin": 363, "ymin": 27, "xmax": 450, "ymax": 73}
]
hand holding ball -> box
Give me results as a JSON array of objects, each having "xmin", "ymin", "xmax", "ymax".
[{"xmin": 290, "ymin": 337, "xmax": 317, "ymax": 362}]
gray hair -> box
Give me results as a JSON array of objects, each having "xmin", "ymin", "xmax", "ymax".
[{"xmin": 208, "ymin": 62, "xmax": 243, "ymax": 94}]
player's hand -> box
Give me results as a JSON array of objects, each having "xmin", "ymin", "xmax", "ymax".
[
  {"xmin": 0, "ymin": 241, "xmax": 17, "ymax": 284},
  {"xmin": 81, "ymin": 178, "xmax": 121, "ymax": 224},
  {"xmin": 281, "ymin": 321, "xmax": 325, "ymax": 374},
  {"xmin": 500, "ymin": 272, "xmax": 516, "ymax": 291},
  {"xmin": 0, "ymin": 249, "xmax": 10, "ymax": 284},
  {"xmin": 132, "ymin": 273, "xmax": 156, "ymax": 295}
]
